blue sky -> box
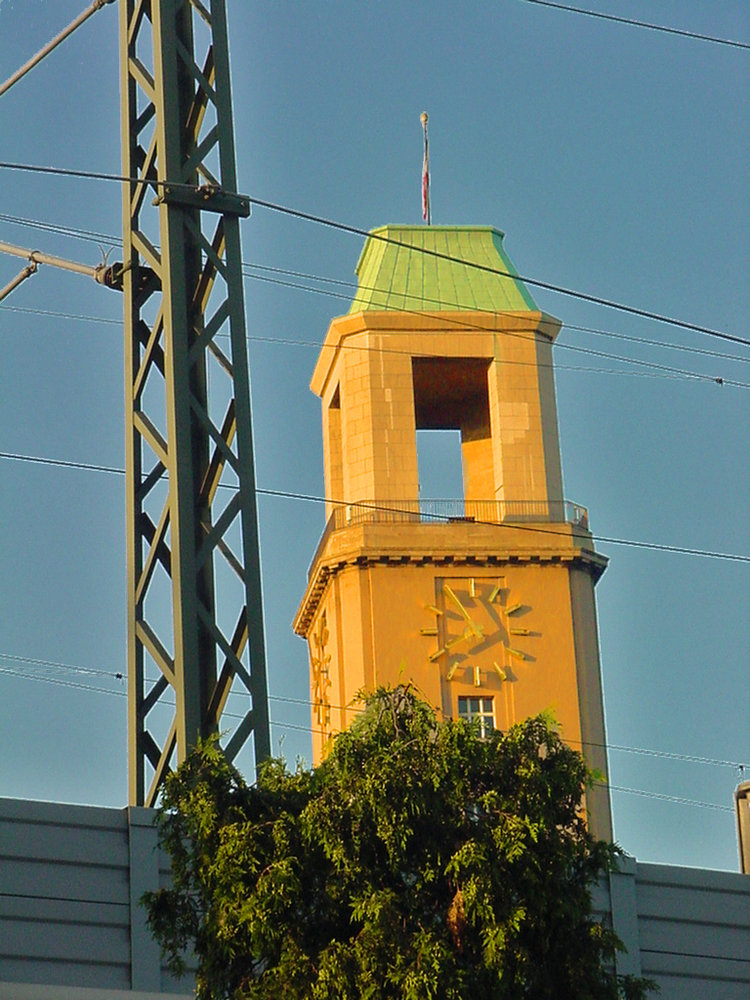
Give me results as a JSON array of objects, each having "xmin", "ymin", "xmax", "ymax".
[{"xmin": 0, "ymin": 0, "xmax": 748, "ymax": 871}]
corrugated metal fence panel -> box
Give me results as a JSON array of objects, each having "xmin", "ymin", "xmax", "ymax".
[
  {"xmin": 0, "ymin": 799, "xmax": 131, "ymax": 988},
  {"xmin": 2, "ymin": 797, "xmax": 748, "ymax": 996},
  {"xmin": 0, "ymin": 799, "xmax": 193, "ymax": 995},
  {"xmin": 636, "ymin": 862, "xmax": 750, "ymax": 1000}
]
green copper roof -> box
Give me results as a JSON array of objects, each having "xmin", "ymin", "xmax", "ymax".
[{"xmin": 348, "ymin": 225, "xmax": 538, "ymax": 314}]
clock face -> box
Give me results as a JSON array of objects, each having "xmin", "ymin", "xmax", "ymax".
[{"xmin": 421, "ymin": 576, "xmax": 535, "ymax": 727}]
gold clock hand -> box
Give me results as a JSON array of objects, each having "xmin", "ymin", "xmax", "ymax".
[
  {"xmin": 428, "ymin": 626, "xmax": 482, "ymax": 662},
  {"xmin": 443, "ymin": 584, "xmax": 483, "ymax": 639},
  {"xmin": 447, "ymin": 627, "xmax": 482, "ymax": 649}
]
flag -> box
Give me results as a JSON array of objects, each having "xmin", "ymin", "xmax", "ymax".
[{"xmin": 420, "ymin": 112, "xmax": 430, "ymax": 224}]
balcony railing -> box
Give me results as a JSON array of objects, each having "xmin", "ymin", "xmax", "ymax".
[{"xmin": 308, "ymin": 498, "xmax": 588, "ymax": 577}]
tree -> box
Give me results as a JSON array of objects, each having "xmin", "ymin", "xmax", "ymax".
[{"xmin": 145, "ymin": 687, "xmax": 655, "ymax": 999}]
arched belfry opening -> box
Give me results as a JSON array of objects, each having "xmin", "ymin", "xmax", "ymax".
[{"xmin": 295, "ymin": 225, "xmax": 612, "ymax": 840}]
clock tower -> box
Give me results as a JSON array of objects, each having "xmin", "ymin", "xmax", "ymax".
[{"xmin": 294, "ymin": 226, "xmax": 612, "ymax": 838}]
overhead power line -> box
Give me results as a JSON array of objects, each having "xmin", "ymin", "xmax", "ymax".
[
  {"xmin": 243, "ymin": 260, "xmax": 750, "ymax": 367},
  {"xmin": 1, "ymin": 208, "xmax": 748, "ymax": 369},
  {"xmin": 1, "ymin": 285, "xmax": 745, "ymax": 387},
  {"xmin": 0, "ymin": 212, "xmax": 117, "ymax": 246},
  {"xmin": 268, "ymin": 716, "xmax": 738, "ymax": 816},
  {"xmin": 521, "ymin": 1, "xmax": 750, "ymax": 51},
  {"xmin": 240, "ymin": 269, "xmax": 747, "ymax": 387},
  {"xmin": 2, "ymin": 218, "xmax": 745, "ymax": 384},
  {"xmin": 2, "ymin": 210, "xmax": 747, "ymax": 381},
  {"xmin": 0, "ymin": 303, "xmax": 121, "ymax": 325},
  {"xmin": 1, "ymin": 448, "xmax": 748, "ymax": 564},
  {"xmin": 593, "ymin": 782, "xmax": 733, "ymax": 814},
  {"xmin": 0, "ymin": 651, "xmax": 122, "ymax": 681},
  {"xmin": 1, "ymin": 217, "xmax": 747, "ymax": 383},
  {"xmin": 245, "ymin": 196, "xmax": 750, "ymax": 349},
  {"xmin": 0, "ymin": 660, "xmax": 741, "ymax": 818},
  {"xmin": 0, "ymin": 160, "xmax": 745, "ymax": 346},
  {"xmin": 3, "ymin": 296, "xmax": 742, "ymax": 386},
  {"xmin": 265, "ymin": 691, "xmax": 749, "ymax": 773},
  {"xmin": 4, "ymin": 650, "xmax": 746, "ymax": 772},
  {"xmin": 5, "ymin": 209, "xmax": 746, "ymax": 381}
]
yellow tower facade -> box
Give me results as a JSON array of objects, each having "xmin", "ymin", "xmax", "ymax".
[{"xmin": 294, "ymin": 226, "xmax": 612, "ymax": 838}]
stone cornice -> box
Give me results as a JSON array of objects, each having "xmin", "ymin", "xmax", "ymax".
[
  {"xmin": 310, "ymin": 309, "xmax": 561, "ymax": 399},
  {"xmin": 293, "ymin": 522, "xmax": 607, "ymax": 637}
]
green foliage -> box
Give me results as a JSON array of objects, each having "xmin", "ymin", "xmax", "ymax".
[{"xmin": 145, "ymin": 687, "xmax": 656, "ymax": 999}]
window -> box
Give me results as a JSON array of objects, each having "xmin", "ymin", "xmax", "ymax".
[{"xmin": 457, "ymin": 696, "xmax": 494, "ymax": 737}]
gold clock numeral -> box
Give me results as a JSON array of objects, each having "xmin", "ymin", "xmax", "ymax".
[
  {"xmin": 469, "ymin": 577, "xmax": 476, "ymax": 597},
  {"xmin": 420, "ymin": 627, "xmax": 438, "ymax": 636},
  {"xmin": 473, "ymin": 666, "xmax": 481, "ymax": 687},
  {"xmin": 424, "ymin": 604, "xmax": 443, "ymax": 616},
  {"xmin": 507, "ymin": 647, "xmax": 527, "ymax": 661},
  {"xmin": 505, "ymin": 602, "xmax": 523, "ymax": 616},
  {"xmin": 488, "ymin": 584, "xmax": 502, "ymax": 603},
  {"xmin": 446, "ymin": 663, "xmax": 459, "ymax": 681},
  {"xmin": 509, "ymin": 627, "xmax": 530, "ymax": 636},
  {"xmin": 492, "ymin": 661, "xmax": 507, "ymax": 681}
]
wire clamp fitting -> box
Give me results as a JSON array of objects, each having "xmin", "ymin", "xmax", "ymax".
[{"xmin": 153, "ymin": 184, "xmax": 251, "ymax": 218}]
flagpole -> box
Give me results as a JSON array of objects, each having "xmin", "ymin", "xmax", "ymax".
[{"xmin": 420, "ymin": 111, "xmax": 431, "ymax": 225}]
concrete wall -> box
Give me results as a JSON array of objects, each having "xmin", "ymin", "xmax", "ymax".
[
  {"xmin": 0, "ymin": 798, "xmax": 191, "ymax": 998},
  {"xmin": 1, "ymin": 798, "xmax": 748, "ymax": 997}
]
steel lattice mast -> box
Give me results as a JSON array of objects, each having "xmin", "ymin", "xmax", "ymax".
[{"xmin": 120, "ymin": 0, "xmax": 270, "ymax": 805}]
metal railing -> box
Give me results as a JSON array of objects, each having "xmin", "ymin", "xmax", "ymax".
[{"xmin": 308, "ymin": 498, "xmax": 589, "ymax": 577}]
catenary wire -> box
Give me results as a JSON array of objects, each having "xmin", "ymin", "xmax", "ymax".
[
  {"xmin": 0, "ymin": 297, "xmax": 706, "ymax": 382},
  {"xmin": 0, "ymin": 651, "xmax": 122, "ymax": 680},
  {"xmin": 1, "ymin": 287, "xmax": 741, "ymax": 386},
  {"xmin": 2, "ymin": 650, "xmax": 746, "ymax": 772},
  {"xmin": 1, "ymin": 664, "xmax": 737, "ymax": 817},
  {"xmin": 0, "ymin": 302, "xmax": 122, "ymax": 324},
  {"xmin": 240, "ymin": 270, "xmax": 745, "ymax": 387},
  {"xmin": 1, "ymin": 294, "xmax": 745, "ymax": 385},
  {"xmin": 0, "ymin": 32, "xmax": 743, "ymax": 863},
  {"xmin": 521, "ymin": 0, "xmax": 750, "ymax": 51},
  {"xmin": 267, "ymin": 717, "xmax": 737, "ymax": 815},
  {"xmin": 1, "ymin": 261, "xmax": 744, "ymax": 385},
  {"xmin": 0, "ymin": 298, "xmax": 718, "ymax": 384},
  {"xmin": 0, "ymin": 159, "xmax": 746, "ymax": 346},
  {"xmin": 0, "ymin": 212, "xmax": 118, "ymax": 246},
  {"xmin": 0, "ymin": 260, "xmax": 744, "ymax": 386},
  {"xmin": 2, "ymin": 210, "xmax": 748, "ymax": 382},
  {"xmin": 243, "ymin": 196, "xmax": 750, "ymax": 348},
  {"xmin": 243, "ymin": 260, "xmax": 750, "ymax": 367},
  {"xmin": 2, "ymin": 208, "xmax": 749, "ymax": 371},
  {"xmin": 1, "ymin": 449, "xmax": 748, "ymax": 564},
  {"xmin": 592, "ymin": 782, "xmax": 733, "ymax": 814},
  {"xmin": 1, "ymin": 216, "xmax": 746, "ymax": 778},
  {"xmin": 264, "ymin": 692, "xmax": 750, "ymax": 772}
]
